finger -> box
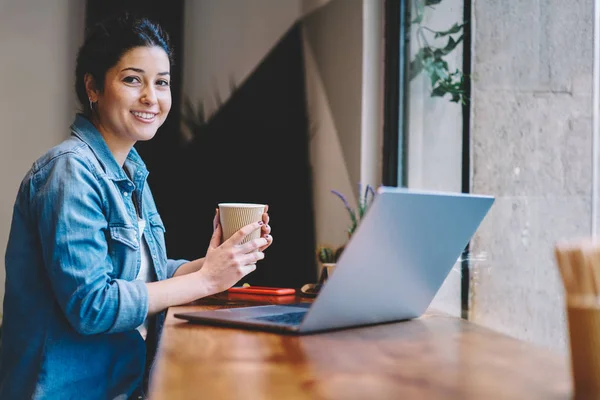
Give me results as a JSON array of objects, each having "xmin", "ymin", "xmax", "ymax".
[
  {"xmin": 262, "ymin": 212, "xmax": 269, "ymax": 226},
  {"xmin": 209, "ymin": 223, "xmax": 222, "ymax": 249},
  {"xmin": 213, "ymin": 208, "xmax": 220, "ymax": 231},
  {"xmin": 261, "ymin": 224, "xmax": 271, "ymax": 236},
  {"xmin": 240, "ymin": 251, "xmax": 265, "ymax": 265},
  {"xmin": 229, "ymin": 221, "xmax": 263, "ymax": 245},
  {"xmin": 238, "ymin": 264, "xmax": 257, "ymax": 277},
  {"xmin": 238, "ymin": 237, "xmax": 268, "ymax": 254},
  {"xmin": 259, "ymin": 235, "xmax": 273, "ymax": 252}
]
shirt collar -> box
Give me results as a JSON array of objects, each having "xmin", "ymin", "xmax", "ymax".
[{"xmin": 70, "ymin": 114, "xmax": 148, "ymax": 182}]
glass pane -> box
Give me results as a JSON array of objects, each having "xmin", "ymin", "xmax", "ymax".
[{"xmin": 405, "ymin": 0, "xmax": 466, "ymax": 317}]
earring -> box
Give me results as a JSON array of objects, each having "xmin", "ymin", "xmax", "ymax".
[{"xmin": 88, "ymin": 98, "xmax": 96, "ymax": 111}]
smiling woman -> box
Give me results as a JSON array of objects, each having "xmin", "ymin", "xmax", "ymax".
[
  {"xmin": 76, "ymin": 16, "xmax": 174, "ymax": 165},
  {"xmin": 86, "ymin": 46, "xmax": 172, "ymax": 164},
  {"xmin": 0, "ymin": 12, "xmax": 273, "ymax": 400}
]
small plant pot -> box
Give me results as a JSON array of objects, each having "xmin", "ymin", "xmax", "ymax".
[{"xmin": 319, "ymin": 263, "xmax": 337, "ymax": 283}]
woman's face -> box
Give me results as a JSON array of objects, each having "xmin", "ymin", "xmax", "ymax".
[{"xmin": 93, "ymin": 46, "xmax": 172, "ymax": 145}]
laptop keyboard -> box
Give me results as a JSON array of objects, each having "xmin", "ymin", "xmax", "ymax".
[{"xmin": 253, "ymin": 311, "xmax": 307, "ymax": 325}]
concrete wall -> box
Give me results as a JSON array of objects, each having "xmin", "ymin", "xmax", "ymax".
[
  {"xmin": 0, "ymin": 0, "xmax": 85, "ymax": 316},
  {"xmin": 406, "ymin": 0, "xmax": 464, "ymax": 317},
  {"xmin": 470, "ymin": 0, "xmax": 593, "ymax": 352}
]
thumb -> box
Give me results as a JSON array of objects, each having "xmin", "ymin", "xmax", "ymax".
[
  {"xmin": 209, "ymin": 223, "xmax": 222, "ymax": 249},
  {"xmin": 213, "ymin": 208, "xmax": 220, "ymax": 231}
]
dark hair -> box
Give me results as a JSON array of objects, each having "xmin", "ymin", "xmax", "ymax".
[{"xmin": 75, "ymin": 13, "xmax": 174, "ymax": 116}]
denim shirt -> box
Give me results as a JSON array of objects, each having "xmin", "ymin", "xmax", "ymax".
[{"xmin": 0, "ymin": 114, "xmax": 188, "ymax": 399}]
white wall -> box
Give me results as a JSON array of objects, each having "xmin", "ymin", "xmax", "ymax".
[
  {"xmin": 303, "ymin": 0, "xmax": 383, "ymax": 262},
  {"xmin": 181, "ymin": 0, "xmax": 339, "ymax": 119},
  {"xmin": 182, "ymin": 0, "xmax": 303, "ymax": 119},
  {"xmin": 360, "ymin": 0, "xmax": 384, "ymax": 190},
  {"xmin": 303, "ymin": 29, "xmax": 360, "ymax": 255},
  {"xmin": 0, "ymin": 0, "xmax": 85, "ymax": 315},
  {"xmin": 303, "ymin": 0, "xmax": 365, "ymax": 198}
]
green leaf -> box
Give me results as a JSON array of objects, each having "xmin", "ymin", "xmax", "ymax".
[
  {"xmin": 425, "ymin": 66, "xmax": 441, "ymax": 87},
  {"xmin": 410, "ymin": 0, "xmax": 469, "ymax": 105},
  {"xmin": 409, "ymin": 50, "xmax": 425, "ymax": 80},
  {"xmin": 358, "ymin": 204, "xmax": 365, "ymax": 219},
  {"xmin": 412, "ymin": 0, "xmax": 425, "ymax": 24},
  {"xmin": 431, "ymin": 85, "xmax": 446, "ymax": 97},
  {"xmin": 317, "ymin": 247, "xmax": 335, "ymax": 263},
  {"xmin": 434, "ymin": 22, "xmax": 466, "ymax": 38},
  {"xmin": 424, "ymin": 58, "xmax": 449, "ymax": 85},
  {"xmin": 440, "ymin": 35, "xmax": 463, "ymax": 55}
]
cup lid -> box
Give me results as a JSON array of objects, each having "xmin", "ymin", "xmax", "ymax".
[{"xmin": 218, "ymin": 203, "xmax": 265, "ymax": 208}]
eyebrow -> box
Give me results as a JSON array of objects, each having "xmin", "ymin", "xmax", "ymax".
[{"xmin": 121, "ymin": 67, "xmax": 170, "ymax": 76}]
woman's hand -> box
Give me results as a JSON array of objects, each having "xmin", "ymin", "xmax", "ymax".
[
  {"xmin": 199, "ymin": 218, "xmax": 268, "ymax": 295},
  {"xmin": 212, "ymin": 206, "xmax": 273, "ymax": 251},
  {"xmin": 260, "ymin": 205, "xmax": 273, "ymax": 251}
]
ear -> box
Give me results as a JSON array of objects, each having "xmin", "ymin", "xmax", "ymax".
[{"xmin": 84, "ymin": 73, "xmax": 99, "ymax": 102}]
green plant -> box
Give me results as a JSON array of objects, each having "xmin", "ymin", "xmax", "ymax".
[
  {"xmin": 410, "ymin": 0, "xmax": 467, "ymax": 104},
  {"xmin": 317, "ymin": 246, "xmax": 335, "ymax": 263},
  {"xmin": 316, "ymin": 244, "xmax": 346, "ymax": 264},
  {"xmin": 331, "ymin": 183, "xmax": 376, "ymax": 238},
  {"xmin": 316, "ymin": 184, "xmax": 375, "ymax": 265}
]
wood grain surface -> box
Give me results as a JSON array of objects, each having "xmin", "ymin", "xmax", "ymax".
[{"xmin": 148, "ymin": 293, "xmax": 571, "ymax": 400}]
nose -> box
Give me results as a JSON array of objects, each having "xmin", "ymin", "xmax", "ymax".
[{"xmin": 141, "ymin": 84, "xmax": 157, "ymax": 105}]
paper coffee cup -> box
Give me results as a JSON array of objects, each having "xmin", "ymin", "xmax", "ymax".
[{"xmin": 218, "ymin": 203, "xmax": 265, "ymax": 244}]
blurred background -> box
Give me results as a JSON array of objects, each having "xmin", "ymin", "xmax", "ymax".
[{"xmin": 0, "ymin": 0, "xmax": 595, "ymax": 355}]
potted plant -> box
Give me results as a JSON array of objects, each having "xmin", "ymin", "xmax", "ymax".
[
  {"xmin": 316, "ymin": 184, "xmax": 377, "ymax": 283},
  {"xmin": 316, "ymin": 245, "xmax": 344, "ymax": 282},
  {"xmin": 331, "ymin": 183, "xmax": 376, "ymax": 239}
]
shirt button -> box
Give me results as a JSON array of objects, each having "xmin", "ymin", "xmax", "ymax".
[{"xmin": 123, "ymin": 192, "xmax": 128, "ymax": 197}]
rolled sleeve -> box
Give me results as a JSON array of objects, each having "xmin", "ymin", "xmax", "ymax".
[
  {"xmin": 166, "ymin": 258, "xmax": 189, "ymax": 279},
  {"xmin": 108, "ymin": 279, "xmax": 148, "ymax": 333}
]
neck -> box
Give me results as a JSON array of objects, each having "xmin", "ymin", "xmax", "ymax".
[{"xmin": 90, "ymin": 113, "xmax": 134, "ymax": 167}]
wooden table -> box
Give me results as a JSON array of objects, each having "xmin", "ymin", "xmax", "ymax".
[{"xmin": 148, "ymin": 293, "xmax": 571, "ymax": 399}]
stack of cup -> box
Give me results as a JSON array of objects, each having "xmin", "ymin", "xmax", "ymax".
[{"xmin": 554, "ymin": 239, "xmax": 600, "ymax": 399}]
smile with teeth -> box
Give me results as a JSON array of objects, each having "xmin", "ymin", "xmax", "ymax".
[{"xmin": 131, "ymin": 111, "xmax": 157, "ymax": 120}]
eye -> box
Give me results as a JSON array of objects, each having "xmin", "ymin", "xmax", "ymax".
[
  {"xmin": 156, "ymin": 79, "xmax": 170, "ymax": 87},
  {"xmin": 123, "ymin": 76, "xmax": 141, "ymax": 84}
]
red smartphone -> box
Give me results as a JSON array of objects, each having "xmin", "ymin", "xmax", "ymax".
[{"xmin": 227, "ymin": 286, "xmax": 296, "ymax": 296}]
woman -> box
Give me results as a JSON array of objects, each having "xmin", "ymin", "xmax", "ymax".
[{"xmin": 0, "ymin": 13, "xmax": 273, "ymax": 400}]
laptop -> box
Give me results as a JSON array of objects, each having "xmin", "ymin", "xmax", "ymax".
[{"xmin": 174, "ymin": 186, "xmax": 494, "ymax": 334}]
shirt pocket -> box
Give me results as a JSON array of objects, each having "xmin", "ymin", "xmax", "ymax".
[
  {"xmin": 107, "ymin": 224, "xmax": 139, "ymax": 279},
  {"xmin": 148, "ymin": 213, "xmax": 167, "ymax": 259}
]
